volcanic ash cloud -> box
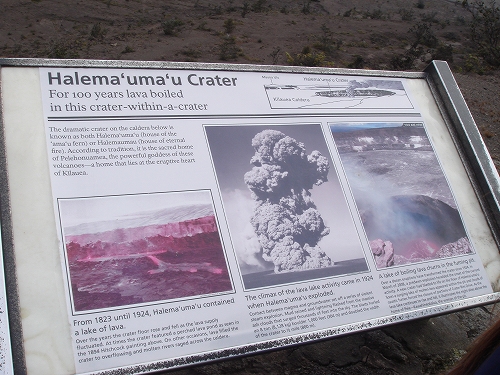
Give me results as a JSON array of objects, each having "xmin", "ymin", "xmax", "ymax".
[{"xmin": 244, "ymin": 129, "xmax": 332, "ymax": 273}]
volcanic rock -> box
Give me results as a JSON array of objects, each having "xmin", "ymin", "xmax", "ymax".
[{"xmin": 370, "ymin": 239, "xmax": 395, "ymax": 268}]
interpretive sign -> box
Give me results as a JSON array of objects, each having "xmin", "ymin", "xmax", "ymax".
[{"xmin": 1, "ymin": 59, "xmax": 499, "ymax": 375}]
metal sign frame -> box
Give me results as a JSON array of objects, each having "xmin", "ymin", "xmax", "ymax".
[{"xmin": 0, "ymin": 58, "xmax": 499, "ymax": 375}]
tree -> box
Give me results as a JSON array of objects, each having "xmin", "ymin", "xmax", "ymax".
[{"xmin": 463, "ymin": 0, "xmax": 500, "ymax": 67}]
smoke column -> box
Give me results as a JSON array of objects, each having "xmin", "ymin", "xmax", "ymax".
[{"xmin": 244, "ymin": 129, "xmax": 332, "ymax": 273}]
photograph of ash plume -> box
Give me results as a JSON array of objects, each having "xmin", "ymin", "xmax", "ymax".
[
  {"xmin": 205, "ymin": 124, "xmax": 368, "ymax": 289},
  {"xmin": 58, "ymin": 191, "xmax": 232, "ymax": 312},
  {"xmin": 331, "ymin": 122, "xmax": 473, "ymax": 269}
]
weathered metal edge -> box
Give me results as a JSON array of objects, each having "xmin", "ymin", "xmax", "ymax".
[
  {"xmin": 424, "ymin": 60, "xmax": 500, "ymax": 248},
  {"xmin": 0, "ymin": 64, "xmax": 28, "ymax": 374},
  {"xmin": 0, "ymin": 58, "xmax": 427, "ymax": 79}
]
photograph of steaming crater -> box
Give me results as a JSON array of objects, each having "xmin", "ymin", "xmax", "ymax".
[
  {"xmin": 330, "ymin": 122, "xmax": 473, "ymax": 269},
  {"xmin": 205, "ymin": 124, "xmax": 368, "ymax": 289},
  {"xmin": 58, "ymin": 191, "xmax": 232, "ymax": 312}
]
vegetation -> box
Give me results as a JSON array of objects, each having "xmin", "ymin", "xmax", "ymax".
[
  {"xmin": 399, "ymin": 8, "xmax": 415, "ymax": 21},
  {"xmin": 313, "ymin": 24, "xmax": 341, "ymax": 56},
  {"xmin": 348, "ymin": 55, "xmax": 365, "ymax": 69},
  {"xmin": 286, "ymin": 46, "xmax": 332, "ymax": 67},
  {"xmin": 46, "ymin": 40, "xmax": 82, "ymax": 59},
  {"xmin": 121, "ymin": 45, "xmax": 135, "ymax": 54},
  {"xmin": 251, "ymin": 0, "xmax": 267, "ymax": 12},
  {"xmin": 161, "ymin": 18, "xmax": 183, "ymax": 36},
  {"xmin": 89, "ymin": 23, "xmax": 106, "ymax": 41},
  {"xmin": 223, "ymin": 18, "xmax": 235, "ymax": 34},
  {"xmin": 462, "ymin": 0, "xmax": 500, "ymax": 67},
  {"xmin": 390, "ymin": 21, "xmax": 457, "ymax": 70},
  {"xmin": 410, "ymin": 22, "xmax": 438, "ymax": 48},
  {"xmin": 269, "ymin": 46, "xmax": 281, "ymax": 64},
  {"xmin": 219, "ymin": 35, "xmax": 241, "ymax": 60},
  {"xmin": 181, "ymin": 48, "xmax": 202, "ymax": 60},
  {"xmin": 390, "ymin": 45, "xmax": 423, "ymax": 70}
]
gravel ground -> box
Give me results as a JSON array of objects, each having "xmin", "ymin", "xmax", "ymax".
[{"xmin": 454, "ymin": 72, "xmax": 500, "ymax": 167}]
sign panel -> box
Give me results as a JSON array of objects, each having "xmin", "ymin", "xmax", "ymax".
[{"xmin": 1, "ymin": 60, "xmax": 499, "ymax": 374}]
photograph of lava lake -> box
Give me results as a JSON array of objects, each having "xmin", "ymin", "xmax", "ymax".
[
  {"xmin": 330, "ymin": 122, "xmax": 473, "ymax": 269},
  {"xmin": 205, "ymin": 124, "xmax": 368, "ymax": 289},
  {"xmin": 59, "ymin": 191, "xmax": 233, "ymax": 312}
]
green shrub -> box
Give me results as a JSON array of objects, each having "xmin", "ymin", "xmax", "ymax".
[
  {"xmin": 343, "ymin": 8, "xmax": 355, "ymax": 17},
  {"xmin": 302, "ymin": 2, "xmax": 311, "ymax": 14},
  {"xmin": 421, "ymin": 11, "xmax": 439, "ymax": 23},
  {"xmin": 463, "ymin": 0, "xmax": 500, "ymax": 67},
  {"xmin": 370, "ymin": 33, "xmax": 388, "ymax": 47},
  {"xmin": 223, "ymin": 19, "xmax": 235, "ymax": 34},
  {"xmin": 197, "ymin": 22, "xmax": 210, "ymax": 31},
  {"xmin": 313, "ymin": 24, "xmax": 340, "ymax": 56},
  {"xmin": 269, "ymin": 46, "xmax": 281, "ymax": 64},
  {"xmin": 433, "ymin": 43, "xmax": 454, "ymax": 62},
  {"xmin": 210, "ymin": 4, "xmax": 223, "ymax": 15},
  {"xmin": 162, "ymin": 18, "xmax": 183, "ymax": 36},
  {"xmin": 47, "ymin": 40, "xmax": 81, "ymax": 59},
  {"xmin": 455, "ymin": 15, "xmax": 466, "ymax": 25},
  {"xmin": 443, "ymin": 31, "xmax": 460, "ymax": 42},
  {"xmin": 219, "ymin": 35, "xmax": 241, "ymax": 60},
  {"xmin": 286, "ymin": 46, "xmax": 332, "ymax": 67},
  {"xmin": 348, "ymin": 55, "xmax": 365, "ymax": 69},
  {"xmin": 121, "ymin": 46, "xmax": 135, "ymax": 54},
  {"xmin": 90, "ymin": 23, "xmax": 106, "ymax": 40},
  {"xmin": 464, "ymin": 54, "xmax": 486, "ymax": 74},
  {"xmin": 241, "ymin": 2, "xmax": 249, "ymax": 17},
  {"xmin": 251, "ymin": 0, "xmax": 267, "ymax": 12},
  {"xmin": 399, "ymin": 8, "xmax": 415, "ymax": 21},
  {"xmin": 181, "ymin": 48, "xmax": 202, "ymax": 60},
  {"xmin": 365, "ymin": 8, "xmax": 384, "ymax": 20},
  {"xmin": 409, "ymin": 22, "xmax": 438, "ymax": 48},
  {"xmin": 390, "ymin": 45, "xmax": 422, "ymax": 70},
  {"xmin": 226, "ymin": 0, "xmax": 236, "ymax": 12}
]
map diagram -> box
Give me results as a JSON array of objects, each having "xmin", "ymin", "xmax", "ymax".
[{"xmin": 264, "ymin": 78, "xmax": 414, "ymax": 110}]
